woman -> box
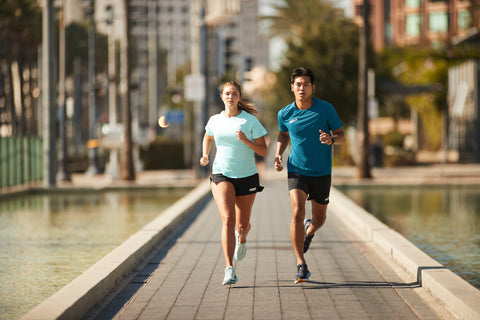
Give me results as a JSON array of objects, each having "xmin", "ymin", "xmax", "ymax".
[{"xmin": 200, "ymin": 81, "xmax": 268, "ymax": 285}]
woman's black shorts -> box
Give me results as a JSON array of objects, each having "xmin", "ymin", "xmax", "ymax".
[
  {"xmin": 287, "ymin": 172, "xmax": 331, "ymax": 204},
  {"xmin": 211, "ymin": 173, "xmax": 264, "ymax": 196}
]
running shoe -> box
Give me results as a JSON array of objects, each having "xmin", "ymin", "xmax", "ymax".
[
  {"xmin": 234, "ymin": 230, "xmax": 247, "ymax": 261},
  {"xmin": 303, "ymin": 218, "xmax": 314, "ymax": 253},
  {"xmin": 294, "ymin": 263, "xmax": 311, "ymax": 283},
  {"xmin": 222, "ymin": 266, "xmax": 238, "ymax": 285}
]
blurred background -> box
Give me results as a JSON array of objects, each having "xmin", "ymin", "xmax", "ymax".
[{"xmin": 1, "ymin": 0, "xmax": 479, "ymax": 189}]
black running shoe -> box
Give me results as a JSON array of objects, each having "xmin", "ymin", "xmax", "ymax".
[
  {"xmin": 303, "ymin": 219, "xmax": 314, "ymax": 253},
  {"xmin": 294, "ymin": 263, "xmax": 311, "ymax": 283}
]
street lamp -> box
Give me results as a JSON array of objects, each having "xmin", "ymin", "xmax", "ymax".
[
  {"xmin": 57, "ymin": 0, "xmax": 71, "ymax": 181},
  {"xmin": 43, "ymin": 0, "xmax": 56, "ymax": 187},
  {"xmin": 85, "ymin": 0, "xmax": 99, "ymax": 176},
  {"xmin": 104, "ymin": 4, "xmax": 119, "ymax": 180}
]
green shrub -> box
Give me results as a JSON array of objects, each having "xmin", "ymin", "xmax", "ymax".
[
  {"xmin": 140, "ymin": 138, "xmax": 186, "ymax": 170},
  {"xmin": 383, "ymin": 130, "xmax": 404, "ymax": 148}
]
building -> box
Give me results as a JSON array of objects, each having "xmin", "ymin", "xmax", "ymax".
[
  {"xmin": 215, "ymin": 0, "xmax": 270, "ymax": 79},
  {"xmin": 352, "ymin": 0, "xmax": 480, "ymax": 51},
  {"xmin": 92, "ymin": 0, "xmax": 268, "ymax": 121}
]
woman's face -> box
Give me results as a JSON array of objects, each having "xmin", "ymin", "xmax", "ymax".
[{"xmin": 221, "ymin": 85, "xmax": 240, "ymax": 108}]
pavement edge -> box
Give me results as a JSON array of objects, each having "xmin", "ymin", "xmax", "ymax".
[
  {"xmin": 20, "ymin": 180, "xmax": 212, "ymax": 320},
  {"xmin": 330, "ymin": 187, "xmax": 480, "ymax": 320}
]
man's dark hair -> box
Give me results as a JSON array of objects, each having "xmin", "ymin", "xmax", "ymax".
[{"xmin": 291, "ymin": 67, "xmax": 315, "ymax": 85}]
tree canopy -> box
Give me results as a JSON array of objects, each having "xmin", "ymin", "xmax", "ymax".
[
  {"xmin": 0, "ymin": 0, "xmax": 42, "ymax": 53},
  {"xmin": 263, "ymin": 0, "xmax": 359, "ymax": 125}
]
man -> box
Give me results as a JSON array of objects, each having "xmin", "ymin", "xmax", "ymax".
[{"xmin": 274, "ymin": 67, "xmax": 345, "ymax": 283}]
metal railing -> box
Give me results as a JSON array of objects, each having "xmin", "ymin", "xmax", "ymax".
[{"xmin": 0, "ymin": 136, "xmax": 43, "ymax": 189}]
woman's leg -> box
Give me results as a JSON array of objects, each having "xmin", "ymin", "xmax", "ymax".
[
  {"xmin": 211, "ymin": 181, "xmax": 237, "ymax": 267},
  {"xmin": 235, "ymin": 193, "xmax": 256, "ymax": 243}
]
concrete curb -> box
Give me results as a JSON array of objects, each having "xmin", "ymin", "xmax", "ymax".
[
  {"xmin": 21, "ymin": 180, "xmax": 212, "ymax": 320},
  {"xmin": 330, "ymin": 187, "xmax": 480, "ymax": 320}
]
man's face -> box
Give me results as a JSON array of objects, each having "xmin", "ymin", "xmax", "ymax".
[{"xmin": 291, "ymin": 76, "xmax": 314, "ymax": 102}]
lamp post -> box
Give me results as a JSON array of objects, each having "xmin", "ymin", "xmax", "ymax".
[
  {"xmin": 86, "ymin": 0, "xmax": 99, "ymax": 176},
  {"xmin": 57, "ymin": 0, "xmax": 71, "ymax": 181},
  {"xmin": 43, "ymin": 0, "xmax": 56, "ymax": 187},
  {"xmin": 105, "ymin": 4, "xmax": 119, "ymax": 179}
]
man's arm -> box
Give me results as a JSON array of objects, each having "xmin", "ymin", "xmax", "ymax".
[
  {"xmin": 274, "ymin": 131, "xmax": 290, "ymax": 171},
  {"xmin": 331, "ymin": 128, "xmax": 345, "ymax": 145}
]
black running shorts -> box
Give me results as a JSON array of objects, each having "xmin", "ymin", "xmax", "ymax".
[
  {"xmin": 211, "ymin": 173, "xmax": 264, "ymax": 196},
  {"xmin": 287, "ymin": 172, "xmax": 331, "ymax": 204}
]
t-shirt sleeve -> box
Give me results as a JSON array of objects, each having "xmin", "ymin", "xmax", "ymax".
[
  {"xmin": 251, "ymin": 117, "xmax": 268, "ymax": 139},
  {"xmin": 278, "ymin": 109, "xmax": 288, "ymax": 132},
  {"xmin": 327, "ymin": 103, "xmax": 343, "ymax": 131}
]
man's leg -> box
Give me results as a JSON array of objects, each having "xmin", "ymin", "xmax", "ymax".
[
  {"xmin": 289, "ymin": 189, "xmax": 308, "ymax": 265},
  {"xmin": 306, "ymin": 200, "xmax": 327, "ymax": 237}
]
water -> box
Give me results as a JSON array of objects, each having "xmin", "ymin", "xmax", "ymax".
[
  {"xmin": 336, "ymin": 184, "xmax": 480, "ymax": 289},
  {"xmin": 0, "ymin": 188, "xmax": 190, "ymax": 320}
]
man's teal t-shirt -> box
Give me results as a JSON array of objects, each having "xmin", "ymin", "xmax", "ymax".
[
  {"xmin": 206, "ymin": 110, "xmax": 267, "ymax": 178},
  {"xmin": 278, "ymin": 98, "xmax": 343, "ymax": 176}
]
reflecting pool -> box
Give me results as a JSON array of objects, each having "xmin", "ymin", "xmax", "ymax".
[
  {"xmin": 0, "ymin": 188, "xmax": 190, "ymax": 320},
  {"xmin": 336, "ymin": 184, "xmax": 480, "ymax": 290}
]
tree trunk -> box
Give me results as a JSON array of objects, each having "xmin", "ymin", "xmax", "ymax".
[
  {"xmin": 357, "ymin": 0, "xmax": 372, "ymax": 179},
  {"xmin": 120, "ymin": 0, "xmax": 135, "ymax": 181}
]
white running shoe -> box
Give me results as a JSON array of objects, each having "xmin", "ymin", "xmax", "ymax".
[
  {"xmin": 222, "ymin": 266, "xmax": 238, "ymax": 285},
  {"xmin": 234, "ymin": 230, "xmax": 247, "ymax": 261}
]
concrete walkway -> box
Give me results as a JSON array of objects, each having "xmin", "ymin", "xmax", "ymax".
[
  {"xmin": 18, "ymin": 165, "xmax": 480, "ymax": 320},
  {"xmin": 83, "ymin": 176, "xmax": 459, "ymax": 320}
]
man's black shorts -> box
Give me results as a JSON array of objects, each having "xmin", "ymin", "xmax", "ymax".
[
  {"xmin": 287, "ymin": 172, "xmax": 331, "ymax": 204},
  {"xmin": 211, "ymin": 173, "xmax": 264, "ymax": 196}
]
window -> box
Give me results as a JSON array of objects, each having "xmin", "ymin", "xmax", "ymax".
[
  {"xmin": 406, "ymin": 14, "xmax": 422, "ymax": 36},
  {"xmin": 385, "ymin": 23, "xmax": 392, "ymax": 45},
  {"xmin": 405, "ymin": 0, "xmax": 421, "ymax": 8},
  {"xmin": 429, "ymin": 12, "xmax": 448, "ymax": 32},
  {"xmin": 458, "ymin": 10, "xmax": 471, "ymax": 30}
]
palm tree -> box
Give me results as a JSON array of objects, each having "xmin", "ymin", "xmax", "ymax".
[
  {"xmin": 263, "ymin": 0, "xmax": 359, "ymax": 125},
  {"xmin": 264, "ymin": 0, "xmax": 344, "ymax": 41}
]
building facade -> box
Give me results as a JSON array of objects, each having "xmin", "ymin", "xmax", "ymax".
[{"xmin": 352, "ymin": 0, "xmax": 480, "ymax": 50}]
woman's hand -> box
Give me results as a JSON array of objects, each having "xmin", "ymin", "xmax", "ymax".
[
  {"xmin": 236, "ymin": 130, "xmax": 247, "ymax": 143},
  {"xmin": 237, "ymin": 131, "xmax": 268, "ymax": 157},
  {"xmin": 200, "ymin": 155, "xmax": 209, "ymax": 166}
]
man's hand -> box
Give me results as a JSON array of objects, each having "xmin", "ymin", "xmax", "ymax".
[
  {"xmin": 319, "ymin": 130, "xmax": 334, "ymax": 145},
  {"xmin": 274, "ymin": 155, "xmax": 283, "ymax": 171}
]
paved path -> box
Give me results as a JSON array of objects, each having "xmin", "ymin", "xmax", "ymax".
[{"xmin": 87, "ymin": 177, "xmax": 454, "ymax": 320}]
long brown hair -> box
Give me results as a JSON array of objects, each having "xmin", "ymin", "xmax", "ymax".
[{"xmin": 221, "ymin": 81, "xmax": 257, "ymax": 115}]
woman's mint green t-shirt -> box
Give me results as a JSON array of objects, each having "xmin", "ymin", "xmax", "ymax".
[{"xmin": 205, "ymin": 110, "xmax": 267, "ymax": 178}]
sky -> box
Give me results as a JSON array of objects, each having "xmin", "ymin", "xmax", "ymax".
[{"xmin": 258, "ymin": 0, "xmax": 352, "ymax": 70}]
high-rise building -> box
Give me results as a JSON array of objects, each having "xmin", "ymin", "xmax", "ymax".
[
  {"xmin": 216, "ymin": 0, "xmax": 270, "ymax": 78},
  {"xmin": 94, "ymin": 0, "xmax": 269, "ymax": 84},
  {"xmin": 352, "ymin": 0, "xmax": 480, "ymax": 50}
]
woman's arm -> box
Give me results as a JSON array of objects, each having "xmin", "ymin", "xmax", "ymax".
[
  {"xmin": 236, "ymin": 131, "xmax": 268, "ymax": 157},
  {"xmin": 200, "ymin": 133, "xmax": 214, "ymax": 166}
]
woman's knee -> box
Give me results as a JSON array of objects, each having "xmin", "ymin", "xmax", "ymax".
[
  {"xmin": 237, "ymin": 222, "xmax": 251, "ymax": 234},
  {"xmin": 223, "ymin": 215, "xmax": 236, "ymax": 228}
]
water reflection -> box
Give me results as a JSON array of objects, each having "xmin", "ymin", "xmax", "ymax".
[
  {"xmin": 337, "ymin": 185, "xmax": 480, "ymax": 289},
  {"xmin": 0, "ymin": 188, "xmax": 189, "ymax": 320}
]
